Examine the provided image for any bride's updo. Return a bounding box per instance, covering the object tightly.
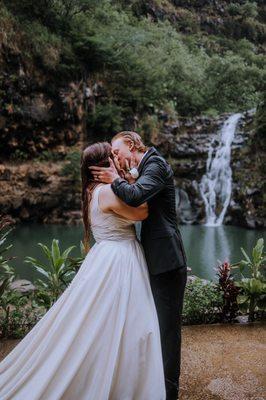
[81,142,112,252]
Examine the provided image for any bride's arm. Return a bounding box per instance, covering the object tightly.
[99,185,148,221]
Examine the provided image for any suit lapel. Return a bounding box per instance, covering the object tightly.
[137,147,159,175]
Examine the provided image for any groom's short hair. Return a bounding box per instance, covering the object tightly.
[111,131,147,152]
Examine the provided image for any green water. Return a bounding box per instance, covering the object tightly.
[7,223,266,283]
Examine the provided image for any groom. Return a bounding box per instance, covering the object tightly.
[90,131,187,400]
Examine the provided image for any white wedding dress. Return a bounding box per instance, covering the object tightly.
[0,184,166,400]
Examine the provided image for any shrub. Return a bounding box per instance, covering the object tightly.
[182,278,223,325]
[0,290,45,339]
[227,2,258,19]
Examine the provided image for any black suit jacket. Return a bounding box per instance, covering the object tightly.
[111,146,188,275]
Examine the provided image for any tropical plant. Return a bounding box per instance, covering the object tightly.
[231,238,266,321]
[68,240,86,273]
[0,215,16,299]
[216,261,240,322]
[25,239,76,302]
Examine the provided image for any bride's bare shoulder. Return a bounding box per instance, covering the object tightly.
[99,184,115,199]
[98,184,148,221]
[98,184,117,212]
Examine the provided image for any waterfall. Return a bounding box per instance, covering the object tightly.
[199,112,243,226]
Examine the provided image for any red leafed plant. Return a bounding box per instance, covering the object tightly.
[217,261,240,322]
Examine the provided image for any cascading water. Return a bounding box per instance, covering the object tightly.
[199,112,243,226]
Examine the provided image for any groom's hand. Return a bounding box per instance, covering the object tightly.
[89,158,120,183]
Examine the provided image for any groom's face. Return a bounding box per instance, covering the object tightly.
[111,138,132,170]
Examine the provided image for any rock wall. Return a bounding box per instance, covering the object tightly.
[1,110,264,228]
[0,162,81,224]
[150,109,265,229]
[0,30,85,224]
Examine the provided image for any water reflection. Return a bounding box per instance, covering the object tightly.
[178,225,265,281]
[8,223,266,282]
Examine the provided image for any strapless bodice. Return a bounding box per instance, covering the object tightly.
[90,184,136,243]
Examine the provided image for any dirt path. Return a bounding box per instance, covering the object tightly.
[180,323,265,400]
[0,323,265,399]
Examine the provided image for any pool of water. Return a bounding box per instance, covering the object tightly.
[7,223,266,283]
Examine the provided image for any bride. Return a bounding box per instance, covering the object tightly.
[0,142,166,400]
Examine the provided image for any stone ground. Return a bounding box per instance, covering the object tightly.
[0,323,265,399]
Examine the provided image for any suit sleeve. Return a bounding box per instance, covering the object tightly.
[111,156,172,207]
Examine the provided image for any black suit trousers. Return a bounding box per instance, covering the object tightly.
[149,267,187,400]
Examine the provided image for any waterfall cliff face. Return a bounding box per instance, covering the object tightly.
[151,109,265,229]
[199,113,243,226]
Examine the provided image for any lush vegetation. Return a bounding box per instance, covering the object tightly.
[232,237,266,321]
[1,0,265,133]
[183,278,223,325]
[0,216,265,338]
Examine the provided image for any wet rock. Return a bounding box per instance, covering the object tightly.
[9,279,36,293]
[187,275,211,285]
[154,111,265,229]
[246,188,261,196]
[245,216,257,229]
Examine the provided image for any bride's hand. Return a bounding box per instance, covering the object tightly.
[89,157,120,183]
[121,156,138,184]
[113,156,126,179]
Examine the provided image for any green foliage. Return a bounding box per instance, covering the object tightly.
[183,278,223,325]
[37,150,65,162]
[256,91,266,139]
[0,290,44,339]
[23,22,62,70]
[139,114,161,144]
[10,149,29,162]
[232,238,266,321]
[2,0,265,117]
[3,0,95,32]
[88,103,123,136]
[0,216,16,299]
[204,52,264,112]
[60,151,81,184]
[24,239,76,302]
[225,2,265,43]
[227,2,258,19]
[33,287,54,311]
[68,240,86,273]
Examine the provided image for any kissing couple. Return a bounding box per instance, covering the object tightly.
[0,131,188,400]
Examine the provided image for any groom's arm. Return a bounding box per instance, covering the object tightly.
[111,156,172,207]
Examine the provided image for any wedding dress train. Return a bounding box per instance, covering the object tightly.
[0,184,166,400]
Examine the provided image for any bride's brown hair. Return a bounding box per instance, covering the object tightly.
[81,142,112,252]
